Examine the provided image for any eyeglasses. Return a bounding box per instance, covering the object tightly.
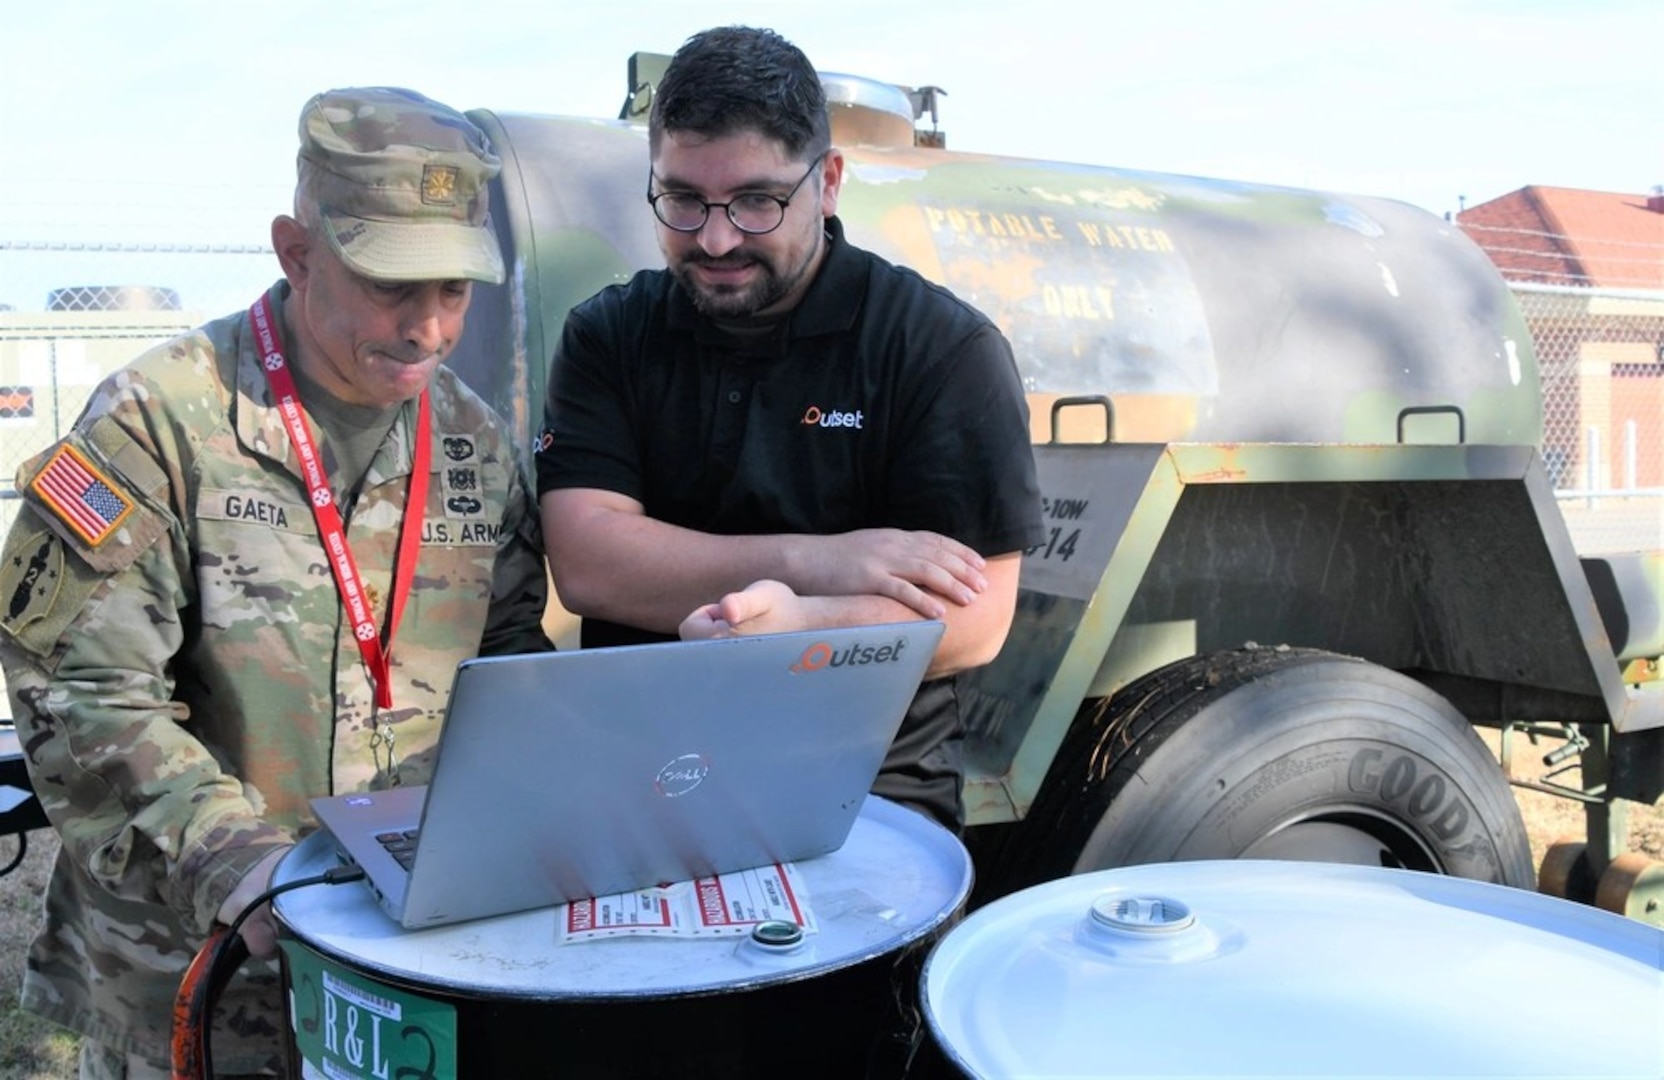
[647,153,826,236]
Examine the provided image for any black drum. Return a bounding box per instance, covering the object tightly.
[273,795,970,1078]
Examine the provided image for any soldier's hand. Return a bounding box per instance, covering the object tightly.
[789,529,985,618]
[215,846,291,959]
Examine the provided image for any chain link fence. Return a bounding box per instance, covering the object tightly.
[0,296,202,542]
[1516,283,1664,555]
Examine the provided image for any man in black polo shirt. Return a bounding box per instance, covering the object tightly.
[536,25,1042,831]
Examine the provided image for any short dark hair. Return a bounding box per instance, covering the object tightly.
[649,26,830,162]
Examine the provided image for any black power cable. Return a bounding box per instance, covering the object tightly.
[191,863,366,1078]
[1,832,25,878]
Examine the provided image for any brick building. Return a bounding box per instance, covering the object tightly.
[1459,187,1664,493]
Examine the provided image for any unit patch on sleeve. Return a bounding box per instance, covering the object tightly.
[0,527,106,659]
[29,443,136,547]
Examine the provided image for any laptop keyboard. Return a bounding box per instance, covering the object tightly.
[376,829,420,870]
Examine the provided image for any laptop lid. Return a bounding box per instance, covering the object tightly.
[310,619,944,929]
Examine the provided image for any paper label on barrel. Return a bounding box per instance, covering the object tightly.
[283,941,459,1079]
[558,861,817,942]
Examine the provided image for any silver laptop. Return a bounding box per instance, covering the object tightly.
[309,620,944,930]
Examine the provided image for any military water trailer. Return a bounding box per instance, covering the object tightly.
[446,59,1664,922]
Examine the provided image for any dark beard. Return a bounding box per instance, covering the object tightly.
[671,255,790,319]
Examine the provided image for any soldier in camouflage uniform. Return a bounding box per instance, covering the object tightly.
[0,87,552,1077]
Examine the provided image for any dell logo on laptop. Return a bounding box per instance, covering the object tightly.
[655,753,711,797]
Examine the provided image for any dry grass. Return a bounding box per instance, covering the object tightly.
[1483,726,1664,872]
[2,738,1660,1079]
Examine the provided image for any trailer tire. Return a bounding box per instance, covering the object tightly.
[971,646,1535,906]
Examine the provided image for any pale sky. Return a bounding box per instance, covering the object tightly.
[2,0,1659,313]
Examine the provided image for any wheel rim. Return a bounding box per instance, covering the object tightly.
[1235,810,1443,872]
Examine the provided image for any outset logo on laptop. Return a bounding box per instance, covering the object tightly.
[790,634,912,674]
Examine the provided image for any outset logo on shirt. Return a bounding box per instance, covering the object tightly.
[801,405,864,430]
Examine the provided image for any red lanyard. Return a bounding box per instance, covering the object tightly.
[250,293,430,709]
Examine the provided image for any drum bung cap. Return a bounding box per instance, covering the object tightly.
[1091,895,1195,934]
[750,920,806,950]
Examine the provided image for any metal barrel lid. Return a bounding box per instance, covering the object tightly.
[922,860,1664,1078]
[275,795,971,1000]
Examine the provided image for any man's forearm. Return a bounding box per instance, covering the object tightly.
[782,592,993,679]
[795,564,1017,679]
[686,553,1024,679]
[542,489,993,633]
[547,503,801,634]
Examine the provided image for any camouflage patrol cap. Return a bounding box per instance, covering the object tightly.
[297,86,505,284]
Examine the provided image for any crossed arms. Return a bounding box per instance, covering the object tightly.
[541,487,1021,680]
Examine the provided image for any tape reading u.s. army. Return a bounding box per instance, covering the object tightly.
[29,443,136,546]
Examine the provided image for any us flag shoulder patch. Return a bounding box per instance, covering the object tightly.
[30,443,136,546]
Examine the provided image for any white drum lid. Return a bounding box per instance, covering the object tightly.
[922,860,1664,1078]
